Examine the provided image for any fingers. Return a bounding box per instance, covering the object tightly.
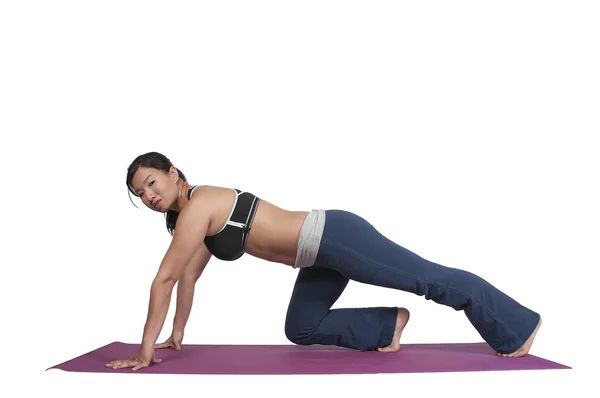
[105,360,152,371]
[105,360,136,369]
[106,353,165,371]
[155,342,181,350]
[132,363,146,371]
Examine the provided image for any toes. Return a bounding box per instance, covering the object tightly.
[513,349,527,358]
[497,351,523,358]
[378,345,399,353]
[508,349,523,358]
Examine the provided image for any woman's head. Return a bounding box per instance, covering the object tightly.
[126,152,188,235]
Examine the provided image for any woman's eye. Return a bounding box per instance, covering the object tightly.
[138,181,154,197]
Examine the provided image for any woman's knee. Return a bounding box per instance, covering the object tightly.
[284,313,319,345]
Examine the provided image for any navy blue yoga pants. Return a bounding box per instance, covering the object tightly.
[284,210,540,353]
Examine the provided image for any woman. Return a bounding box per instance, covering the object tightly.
[106,152,542,371]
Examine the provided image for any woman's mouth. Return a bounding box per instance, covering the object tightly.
[154,200,161,209]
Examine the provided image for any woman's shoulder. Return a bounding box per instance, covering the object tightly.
[186,184,243,210]
[190,184,240,197]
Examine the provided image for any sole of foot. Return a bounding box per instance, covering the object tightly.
[378,307,410,353]
[497,316,542,358]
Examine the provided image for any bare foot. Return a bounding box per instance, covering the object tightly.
[378,307,410,353]
[497,316,542,358]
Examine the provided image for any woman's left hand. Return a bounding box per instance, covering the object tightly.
[106,344,163,371]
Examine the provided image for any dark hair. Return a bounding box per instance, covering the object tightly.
[126,151,187,236]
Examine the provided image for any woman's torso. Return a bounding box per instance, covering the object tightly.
[189,185,309,266]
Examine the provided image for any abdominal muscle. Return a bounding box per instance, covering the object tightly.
[245,200,309,266]
[200,186,309,267]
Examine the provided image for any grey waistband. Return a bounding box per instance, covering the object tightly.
[294,209,326,268]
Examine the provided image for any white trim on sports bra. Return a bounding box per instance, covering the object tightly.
[189,185,200,196]
[189,187,244,234]
[218,189,243,233]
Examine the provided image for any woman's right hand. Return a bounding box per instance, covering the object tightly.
[154,330,184,351]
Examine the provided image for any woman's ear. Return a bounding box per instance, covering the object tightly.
[169,165,179,180]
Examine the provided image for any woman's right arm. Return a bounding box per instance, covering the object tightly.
[172,243,212,333]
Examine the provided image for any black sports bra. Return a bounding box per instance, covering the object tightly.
[188,186,260,261]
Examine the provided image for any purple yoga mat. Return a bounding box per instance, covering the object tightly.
[47,341,571,375]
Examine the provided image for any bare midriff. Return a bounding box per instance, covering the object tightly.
[199,186,310,266]
[245,200,309,266]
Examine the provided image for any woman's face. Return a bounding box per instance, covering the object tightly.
[130,166,178,212]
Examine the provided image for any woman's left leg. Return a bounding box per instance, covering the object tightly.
[313,209,541,355]
[284,265,399,351]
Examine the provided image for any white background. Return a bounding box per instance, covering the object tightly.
[1,1,598,397]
